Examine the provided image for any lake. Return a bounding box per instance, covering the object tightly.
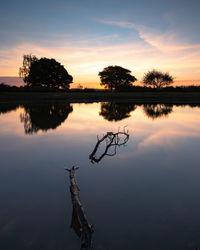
[0,102,200,250]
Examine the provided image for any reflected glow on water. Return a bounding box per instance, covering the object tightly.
[0,103,200,249]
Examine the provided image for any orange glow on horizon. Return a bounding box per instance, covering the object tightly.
[1,76,200,89]
[1,39,200,87]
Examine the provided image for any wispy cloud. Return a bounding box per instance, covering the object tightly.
[100,20,200,52]
[0,40,156,85]
[1,21,200,86]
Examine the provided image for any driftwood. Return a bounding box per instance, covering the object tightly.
[89,127,129,163]
[66,166,94,249]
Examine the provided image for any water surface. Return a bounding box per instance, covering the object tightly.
[0,102,200,250]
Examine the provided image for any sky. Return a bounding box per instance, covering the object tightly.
[1,0,200,88]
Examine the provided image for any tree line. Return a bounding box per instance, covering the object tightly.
[19,54,174,90]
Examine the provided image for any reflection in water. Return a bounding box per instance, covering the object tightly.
[89,128,129,163]
[0,103,19,114]
[99,102,136,121]
[20,103,73,134]
[66,167,94,250]
[143,104,173,119]
[1,103,200,249]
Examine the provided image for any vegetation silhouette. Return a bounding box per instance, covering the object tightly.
[0,103,19,114]
[143,104,173,119]
[99,102,136,121]
[143,69,173,89]
[19,54,38,84]
[89,128,129,163]
[98,65,137,90]
[66,166,94,250]
[20,103,73,134]
[19,55,73,89]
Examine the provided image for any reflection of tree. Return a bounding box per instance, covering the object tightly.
[0,103,19,114]
[66,166,94,250]
[89,128,129,163]
[99,102,136,121]
[143,104,173,119]
[20,103,73,134]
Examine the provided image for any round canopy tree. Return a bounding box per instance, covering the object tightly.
[143,69,173,89]
[20,56,73,89]
[98,66,137,90]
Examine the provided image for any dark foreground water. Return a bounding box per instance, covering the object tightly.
[0,102,200,250]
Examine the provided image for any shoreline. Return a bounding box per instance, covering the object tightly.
[0,91,200,104]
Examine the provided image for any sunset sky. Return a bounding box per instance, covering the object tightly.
[1,0,200,88]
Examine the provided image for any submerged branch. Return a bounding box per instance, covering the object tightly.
[66,166,94,250]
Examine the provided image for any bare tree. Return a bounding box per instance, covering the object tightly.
[143,69,173,88]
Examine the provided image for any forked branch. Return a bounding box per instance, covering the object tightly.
[89,127,130,163]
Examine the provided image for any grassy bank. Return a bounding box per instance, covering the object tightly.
[0,91,200,104]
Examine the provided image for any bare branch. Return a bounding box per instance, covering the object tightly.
[89,128,130,163]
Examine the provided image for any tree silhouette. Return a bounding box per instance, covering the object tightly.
[143,69,173,88]
[19,54,38,84]
[98,66,137,90]
[19,55,73,89]
[99,102,136,121]
[20,103,73,134]
[143,104,173,119]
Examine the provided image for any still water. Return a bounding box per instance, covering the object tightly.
[0,102,200,250]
